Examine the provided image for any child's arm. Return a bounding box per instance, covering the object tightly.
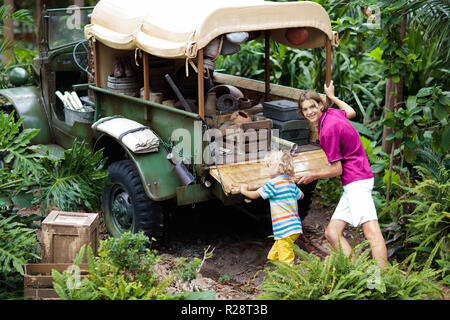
[240,184,261,200]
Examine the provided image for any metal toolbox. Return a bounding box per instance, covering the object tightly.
[262,100,302,121]
[271,117,310,146]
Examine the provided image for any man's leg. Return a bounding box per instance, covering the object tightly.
[362,220,388,269]
[325,219,352,257]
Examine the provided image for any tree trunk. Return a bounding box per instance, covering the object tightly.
[381,15,407,154]
[381,78,403,153]
[3,0,14,64]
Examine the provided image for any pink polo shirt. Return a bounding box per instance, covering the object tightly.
[318,108,373,186]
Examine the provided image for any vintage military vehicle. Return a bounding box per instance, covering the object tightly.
[1,0,339,242]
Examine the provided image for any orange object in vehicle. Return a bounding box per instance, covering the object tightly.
[285,27,309,45]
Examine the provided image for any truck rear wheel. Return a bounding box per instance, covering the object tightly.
[101,160,164,242]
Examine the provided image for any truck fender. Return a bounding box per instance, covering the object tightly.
[94,133,180,201]
[0,86,52,144]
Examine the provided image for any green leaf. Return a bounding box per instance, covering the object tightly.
[371,163,385,174]
[11,191,34,208]
[417,87,433,97]
[406,96,417,110]
[433,105,447,120]
[441,126,450,151]
[392,75,401,83]
[183,291,216,300]
[404,118,414,126]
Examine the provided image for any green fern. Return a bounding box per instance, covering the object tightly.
[34,140,108,213]
[0,215,39,276]
[0,111,42,184]
[258,242,443,300]
[402,165,449,275]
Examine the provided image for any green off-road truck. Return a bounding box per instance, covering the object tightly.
[1,0,339,242]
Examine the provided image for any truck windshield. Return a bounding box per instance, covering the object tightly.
[47,7,93,50]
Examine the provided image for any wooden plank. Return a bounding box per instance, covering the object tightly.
[209,148,329,194]
[24,263,89,288]
[24,288,59,300]
[25,263,89,274]
[213,72,328,104]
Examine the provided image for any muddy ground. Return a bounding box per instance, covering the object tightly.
[26,195,366,300]
[150,195,366,300]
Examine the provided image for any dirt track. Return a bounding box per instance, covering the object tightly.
[28,195,364,300]
[154,195,365,299]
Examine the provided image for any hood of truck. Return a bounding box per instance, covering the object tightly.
[209,146,328,195]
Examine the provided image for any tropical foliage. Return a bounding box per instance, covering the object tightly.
[52,232,215,300]
[258,242,443,300]
[0,111,108,298]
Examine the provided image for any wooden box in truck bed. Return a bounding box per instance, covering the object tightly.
[209,144,328,195]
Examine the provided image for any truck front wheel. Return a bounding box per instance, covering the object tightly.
[101,160,164,242]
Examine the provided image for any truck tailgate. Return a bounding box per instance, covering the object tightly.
[209,145,329,195]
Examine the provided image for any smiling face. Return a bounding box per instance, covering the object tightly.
[300,99,324,124]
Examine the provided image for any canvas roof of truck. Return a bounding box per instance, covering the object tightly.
[84,0,338,59]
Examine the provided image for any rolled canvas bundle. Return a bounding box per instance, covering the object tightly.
[92,116,159,153]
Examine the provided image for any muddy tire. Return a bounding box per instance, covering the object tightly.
[101,160,164,242]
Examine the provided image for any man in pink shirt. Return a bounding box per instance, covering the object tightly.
[297,81,388,269]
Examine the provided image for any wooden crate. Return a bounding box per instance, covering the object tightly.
[218,118,272,164]
[24,263,89,300]
[41,211,99,264]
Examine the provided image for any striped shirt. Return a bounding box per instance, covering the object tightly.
[257,175,303,240]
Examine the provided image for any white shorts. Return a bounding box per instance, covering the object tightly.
[331,178,378,227]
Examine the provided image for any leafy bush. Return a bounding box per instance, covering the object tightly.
[0,111,108,298]
[403,166,449,280]
[52,232,170,300]
[383,86,450,163]
[34,140,108,214]
[258,242,443,300]
[380,153,449,281]
[0,215,39,277]
[174,257,202,283]
[52,232,215,300]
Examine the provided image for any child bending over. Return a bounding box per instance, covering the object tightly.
[240,150,304,265]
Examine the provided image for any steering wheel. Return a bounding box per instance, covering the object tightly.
[73,40,92,78]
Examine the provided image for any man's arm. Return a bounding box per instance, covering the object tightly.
[296,161,342,185]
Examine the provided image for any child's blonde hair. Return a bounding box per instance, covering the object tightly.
[264,150,295,178]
